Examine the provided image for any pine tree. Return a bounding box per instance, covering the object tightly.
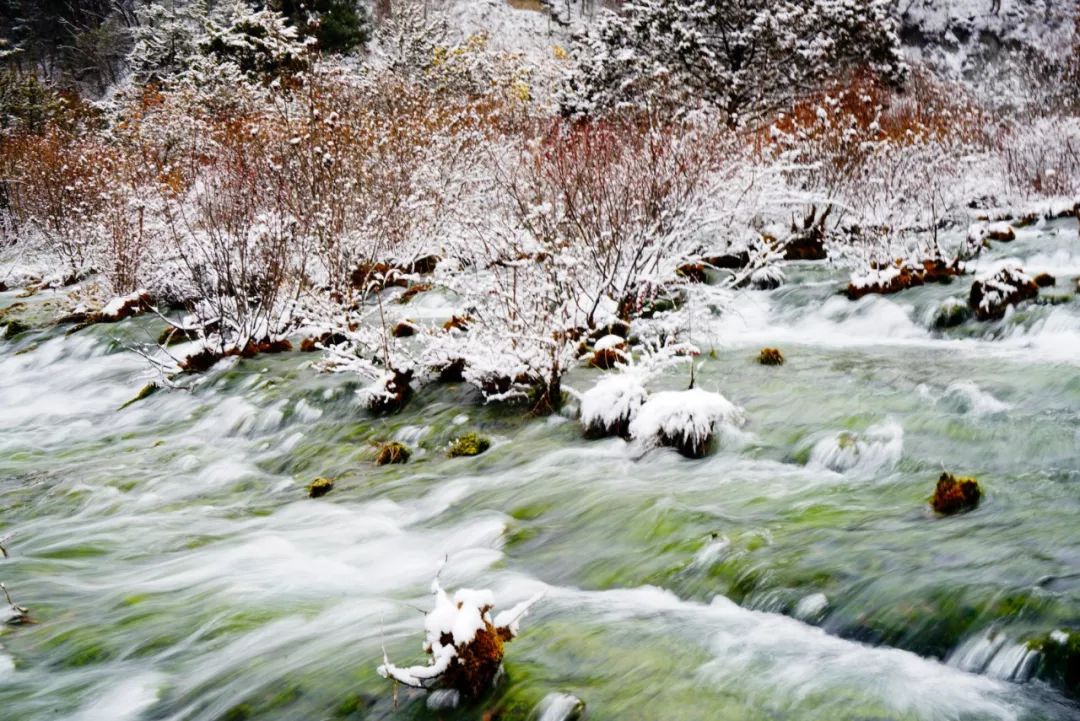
[559,0,907,123]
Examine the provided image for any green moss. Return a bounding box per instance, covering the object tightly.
[447,432,491,458]
[2,319,30,338]
[118,382,159,411]
[333,693,374,717]
[220,704,254,721]
[1032,629,1080,697]
[933,298,972,329]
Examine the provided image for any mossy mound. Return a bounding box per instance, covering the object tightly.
[758,347,784,366]
[2,318,30,338]
[931,472,981,515]
[1030,629,1080,697]
[308,477,334,498]
[448,432,491,458]
[375,441,410,466]
[932,298,971,329]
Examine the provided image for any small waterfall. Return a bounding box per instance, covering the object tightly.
[947,629,1040,682]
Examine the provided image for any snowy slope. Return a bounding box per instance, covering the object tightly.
[897,0,1076,77]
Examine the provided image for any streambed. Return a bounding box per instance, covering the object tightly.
[1,221,1079,720]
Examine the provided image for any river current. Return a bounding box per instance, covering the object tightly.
[1,220,1079,720]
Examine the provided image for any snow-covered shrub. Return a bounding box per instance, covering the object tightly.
[1,128,107,281]
[127,0,211,84]
[371,1,532,105]
[378,576,541,703]
[154,109,314,362]
[201,6,315,81]
[629,387,746,458]
[998,116,1080,201]
[495,118,719,328]
[560,0,906,122]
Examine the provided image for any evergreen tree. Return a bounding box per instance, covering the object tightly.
[559,0,907,123]
[271,0,369,54]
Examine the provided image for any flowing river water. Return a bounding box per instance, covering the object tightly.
[1,220,1079,721]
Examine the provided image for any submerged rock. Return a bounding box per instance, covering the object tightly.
[969,264,1039,321]
[758,347,784,366]
[308,477,334,498]
[931,473,981,515]
[448,432,491,458]
[531,692,585,721]
[375,441,410,466]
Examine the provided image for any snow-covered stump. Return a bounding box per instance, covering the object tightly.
[378,579,541,705]
[579,373,648,439]
[629,388,745,458]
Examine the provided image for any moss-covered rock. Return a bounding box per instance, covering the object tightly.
[2,318,30,338]
[375,441,410,466]
[448,432,491,458]
[758,347,784,366]
[1030,629,1080,697]
[932,297,971,329]
[931,472,981,515]
[308,477,334,498]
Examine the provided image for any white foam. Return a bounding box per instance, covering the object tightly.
[941,381,1011,415]
[808,421,904,475]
